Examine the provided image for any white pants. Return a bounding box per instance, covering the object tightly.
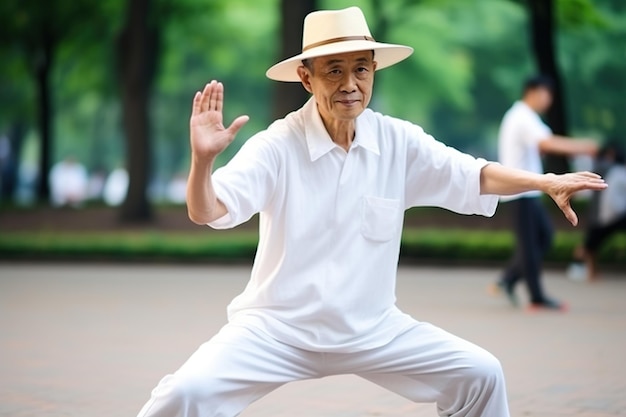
[137,321,510,417]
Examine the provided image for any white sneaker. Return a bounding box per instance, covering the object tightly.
[566,262,588,282]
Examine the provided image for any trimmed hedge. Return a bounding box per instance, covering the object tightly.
[0,229,624,264]
[0,231,258,262]
[400,229,625,264]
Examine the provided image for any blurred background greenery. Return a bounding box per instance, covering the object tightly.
[0,0,625,264]
[1,0,625,211]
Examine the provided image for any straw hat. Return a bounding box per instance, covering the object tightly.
[266,7,414,82]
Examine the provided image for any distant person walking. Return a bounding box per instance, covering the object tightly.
[568,142,626,281]
[495,76,598,310]
[49,156,89,208]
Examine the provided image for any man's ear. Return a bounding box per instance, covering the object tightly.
[372,61,378,71]
[297,66,313,94]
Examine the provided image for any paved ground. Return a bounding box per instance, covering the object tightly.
[0,263,624,417]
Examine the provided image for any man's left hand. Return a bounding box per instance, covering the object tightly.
[544,172,607,226]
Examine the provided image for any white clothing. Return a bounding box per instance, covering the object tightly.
[498,101,552,201]
[49,160,89,206]
[138,99,507,417]
[208,98,498,353]
[103,168,129,206]
[138,321,509,417]
[599,165,626,225]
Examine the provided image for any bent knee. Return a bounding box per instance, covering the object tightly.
[459,349,505,387]
[150,374,214,411]
[436,350,509,416]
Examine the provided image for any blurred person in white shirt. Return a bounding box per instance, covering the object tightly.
[569,142,626,281]
[49,156,89,207]
[103,167,129,206]
[494,75,598,311]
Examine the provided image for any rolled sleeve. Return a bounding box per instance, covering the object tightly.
[206,181,239,229]
[468,159,499,217]
[205,136,278,230]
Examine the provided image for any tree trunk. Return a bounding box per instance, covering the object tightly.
[272,0,316,120]
[1,122,26,201]
[34,31,54,203]
[117,0,158,222]
[527,0,570,174]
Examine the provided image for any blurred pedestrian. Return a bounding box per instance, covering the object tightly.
[493,75,598,311]
[137,8,606,417]
[568,142,626,281]
[87,168,107,202]
[166,172,187,204]
[103,166,129,206]
[49,156,89,207]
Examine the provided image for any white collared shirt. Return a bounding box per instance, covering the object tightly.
[498,101,552,201]
[209,98,497,352]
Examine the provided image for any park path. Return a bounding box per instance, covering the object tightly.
[0,263,625,417]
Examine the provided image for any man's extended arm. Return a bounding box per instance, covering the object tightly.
[479,163,607,226]
[186,81,248,225]
[538,135,597,156]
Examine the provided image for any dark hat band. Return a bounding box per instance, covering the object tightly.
[302,35,375,52]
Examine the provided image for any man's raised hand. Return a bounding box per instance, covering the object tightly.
[190,80,249,160]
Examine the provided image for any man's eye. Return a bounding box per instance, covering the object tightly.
[357,67,368,72]
[328,69,341,75]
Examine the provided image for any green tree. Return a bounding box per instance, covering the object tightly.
[272,0,317,120]
[116,0,159,221]
[0,0,110,202]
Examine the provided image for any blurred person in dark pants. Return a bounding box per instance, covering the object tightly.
[494,76,598,311]
[568,142,626,281]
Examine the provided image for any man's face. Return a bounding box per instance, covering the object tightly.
[530,87,553,113]
[297,51,377,124]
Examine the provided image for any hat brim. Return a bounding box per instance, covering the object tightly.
[266,40,414,82]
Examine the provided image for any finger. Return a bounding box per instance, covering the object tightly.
[191,91,202,116]
[576,178,608,191]
[227,115,250,136]
[216,82,224,113]
[200,81,213,112]
[209,80,220,111]
[577,171,602,179]
[561,202,578,226]
[586,181,608,190]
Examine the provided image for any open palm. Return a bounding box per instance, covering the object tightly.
[190,80,249,159]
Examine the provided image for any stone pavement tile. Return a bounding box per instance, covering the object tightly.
[0,263,624,417]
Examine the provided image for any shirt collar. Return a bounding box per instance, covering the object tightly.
[303,98,380,161]
[353,115,380,156]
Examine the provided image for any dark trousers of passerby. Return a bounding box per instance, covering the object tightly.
[584,214,626,253]
[502,197,554,303]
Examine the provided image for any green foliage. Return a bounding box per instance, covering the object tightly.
[152,0,278,176]
[0,231,259,261]
[400,229,626,264]
[557,0,609,29]
[557,1,626,142]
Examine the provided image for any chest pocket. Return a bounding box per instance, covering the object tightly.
[360,196,402,242]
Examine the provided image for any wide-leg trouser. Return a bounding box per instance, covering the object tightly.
[137,321,510,417]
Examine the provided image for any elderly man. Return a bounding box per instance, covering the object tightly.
[137,7,606,417]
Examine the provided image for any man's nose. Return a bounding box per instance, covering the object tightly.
[339,73,357,93]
